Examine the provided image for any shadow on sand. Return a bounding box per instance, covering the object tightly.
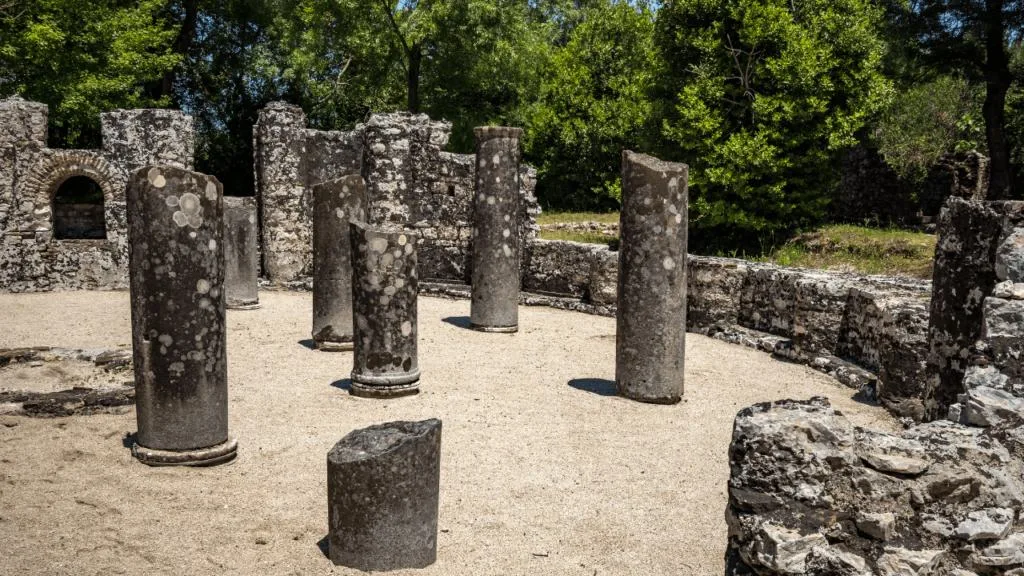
[441,316,473,330]
[568,378,617,397]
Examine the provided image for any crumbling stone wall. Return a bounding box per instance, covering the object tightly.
[0,96,194,292]
[725,397,1024,575]
[252,103,539,284]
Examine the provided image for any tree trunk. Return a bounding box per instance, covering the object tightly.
[408,42,422,113]
[984,0,1013,199]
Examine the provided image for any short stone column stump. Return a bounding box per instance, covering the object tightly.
[223,196,260,310]
[327,419,442,571]
[312,175,369,351]
[126,165,237,466]
[349,221,420,397]
[615,151,689,404]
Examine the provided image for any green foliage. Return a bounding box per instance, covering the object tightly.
[0,0,180,147]
[523,1,658,211]
[657,0,893,253]
[874,76,985,183]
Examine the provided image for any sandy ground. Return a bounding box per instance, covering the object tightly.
[0,290,896,576]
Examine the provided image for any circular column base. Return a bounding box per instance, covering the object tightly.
[133,437,238,467]
[469,323,518,333]
[350,369,421,398]
[226,301,261,311]
[315,340,354,352]
[616,384,682,405]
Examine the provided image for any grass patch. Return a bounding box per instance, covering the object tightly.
[756,225,935,279]
[536,211,620,225]
[539,229,618,246]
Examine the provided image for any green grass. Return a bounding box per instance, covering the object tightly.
[536,211,621,225]
[756,224,936,279]
[539,229,618,246]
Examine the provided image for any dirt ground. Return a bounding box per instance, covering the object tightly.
[0,290,896,576]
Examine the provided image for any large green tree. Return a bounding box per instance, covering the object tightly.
[657,0,893,252]
[0,0,180,147]
[523,0,658,210]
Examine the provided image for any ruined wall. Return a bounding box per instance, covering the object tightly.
[0,97,194,291]
[253,104,539,285]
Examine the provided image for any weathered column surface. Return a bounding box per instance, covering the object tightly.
[313,175,369,350]
[327,419,441,570]
[126,165,236,465]
[349,221,420,397]
[615,151,688,404]
[223,196,260,310]
[470,126,523,332]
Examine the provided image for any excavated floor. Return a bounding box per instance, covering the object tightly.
[0,290,897,575]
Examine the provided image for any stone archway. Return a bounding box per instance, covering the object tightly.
[21,150,123,234]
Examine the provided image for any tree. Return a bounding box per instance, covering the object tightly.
[913,1,1024,199]
[522,0,658,210]
[0,0,180,147]
[657,0,893,252]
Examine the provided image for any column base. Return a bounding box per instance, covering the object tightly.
[350,369,421,398]
[226,301,261,311]
[469,323,518,333]
[133,437,238,467]
[316,340,354,352]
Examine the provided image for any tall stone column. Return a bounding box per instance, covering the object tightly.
[223,196,260,310]
[327,419,442,570]
[349,221,419,397]
[313,175,368,350]
[615,151,688,404]
[126,165,237,466]
[470,127,523,332]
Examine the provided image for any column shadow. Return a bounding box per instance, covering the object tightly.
[297,339,316,350]
[442,316,472,330]
[121,432,137,449]
[568,378,617,397]
[330,379,352,391]
[316,535,330,558]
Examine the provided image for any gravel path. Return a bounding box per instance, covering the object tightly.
[0,290,896,575]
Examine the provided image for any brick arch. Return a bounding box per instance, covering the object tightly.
[21,150,123,232]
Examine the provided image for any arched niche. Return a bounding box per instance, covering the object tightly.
[52,175,106,239]
[21,150,123,237]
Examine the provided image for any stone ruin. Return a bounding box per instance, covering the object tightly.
[0,96,194,291]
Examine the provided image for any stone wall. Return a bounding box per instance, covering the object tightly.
[0,96,194,292]
[253,103,540,285]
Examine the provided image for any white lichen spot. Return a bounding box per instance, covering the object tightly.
[381,253,394,267]
[643,197,652,206]
[395,278,405,289]
[342,184,350,194]
[196,278,211,294]
[393,249,403,258]
[663,257,676,270]
[487,196,496,205]
[158,334,174,347]
[398,235,407,246]
[174,192,203,228]
[479,157,487,168]
[502,228,511,238]
[147,167,166,188]
[369,237,389,253]
[165,196,179,208]
[174,212,189,227]
[495,176,501,184]
[379,295,391,306]
[502,244,512,257]
[383,285,397,296]
[208,239,217,251]
[335,207,346,220]
[404,244,414,255]
[675,214,683,224]
[210,287,220,298]
[199,298,212,310]
[492,153,501,166]
[401,321,412,336]
[205,181,218,201]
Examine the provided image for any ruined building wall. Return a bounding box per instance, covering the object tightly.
[0,96,194,291]
[253,104,539,285]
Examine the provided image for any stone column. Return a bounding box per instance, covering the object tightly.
[223,196,260,310]
[312,175,368,350]
[615,151,688,404]
[470,127,523,332]
[126,165,237,466]
[349,221,419,397]
[327,419,441,570]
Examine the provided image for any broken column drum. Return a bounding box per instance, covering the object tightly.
[327,419,442,570]
[223,196,260,310]
[312,175,369,351]
[470,126,523,332]
[126,165,237,465]
[349,221,420,397]
[615,151,689,404]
